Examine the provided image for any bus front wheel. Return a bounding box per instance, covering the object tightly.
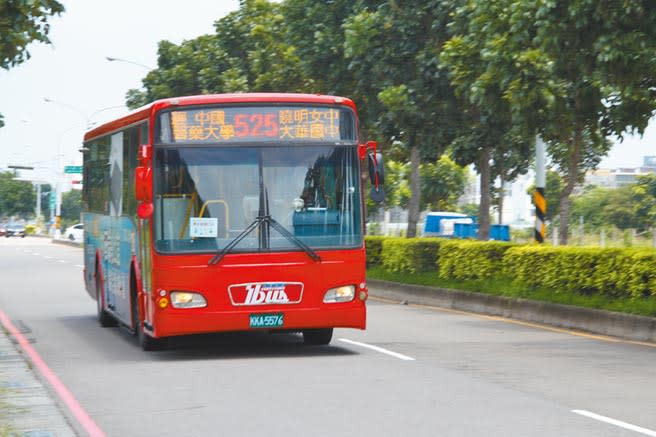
[131,288,165,351]
[302,328,333,345]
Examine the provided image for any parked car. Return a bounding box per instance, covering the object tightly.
[65,223,84,242]
[6,223,26,238]
[0,224,6,237]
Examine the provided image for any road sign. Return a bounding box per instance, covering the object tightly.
[49,192,56,210]
[64,165,82,174]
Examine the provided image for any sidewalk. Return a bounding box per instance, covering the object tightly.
[0,329,76,436]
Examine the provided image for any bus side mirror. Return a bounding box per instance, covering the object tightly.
[135,166,153,218]
[367,152,385,203]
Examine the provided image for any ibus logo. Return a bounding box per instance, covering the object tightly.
[229,282,303,306]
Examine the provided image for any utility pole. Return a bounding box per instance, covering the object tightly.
[534,136,546,243]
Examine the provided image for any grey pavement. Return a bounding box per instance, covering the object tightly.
[1,237,655,436]
[0,324,76,436]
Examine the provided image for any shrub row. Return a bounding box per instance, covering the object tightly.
[365,236,656,299]
[504,246,656,298]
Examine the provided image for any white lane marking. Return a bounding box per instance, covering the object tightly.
[339,338,415,361]
[57,260,67,263]
[44,256,53,259]
[572,410,656,436]
[75,264,84,268]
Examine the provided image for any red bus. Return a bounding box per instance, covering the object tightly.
[82,93,383,350]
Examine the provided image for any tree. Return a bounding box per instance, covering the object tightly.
[0,0,64,126]
[61,189,81,227]
[0,0,64,69]
[420,156,467,212]
[632,174,656,234]
[0,171,36,218]
[570,186,636,231]
[126,0,307,109]
[442,0,656,244]
[343,0,461,237]
[441,4,534,239]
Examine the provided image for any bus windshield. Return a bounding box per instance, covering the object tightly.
[153,145,362,254]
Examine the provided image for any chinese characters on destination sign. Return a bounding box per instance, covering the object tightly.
[169,107,341,143]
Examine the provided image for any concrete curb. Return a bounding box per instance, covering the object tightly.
[368,279,656,343]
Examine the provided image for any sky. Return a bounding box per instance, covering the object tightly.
[0,0,239,185]
[0,0,653,189]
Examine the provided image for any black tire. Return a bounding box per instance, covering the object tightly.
[302,328,333,345]
[96,271,117,327]
[131,277,165,351]
[68,234,74,241]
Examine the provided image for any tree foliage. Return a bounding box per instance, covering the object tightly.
[0,171,35,218]
[632,174,656,232]
[0,0,64,69]
[127,0,307,109]
[420,155,467,212]
[343,0,461,237]
[442,0,656,243]
[0,0,64,127]
[119,0,656,245]
[61,189,81,226]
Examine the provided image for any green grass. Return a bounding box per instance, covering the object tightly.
[367,266,656,318]
[0,386,15,437]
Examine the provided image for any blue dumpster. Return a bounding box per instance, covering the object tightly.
[489,224,510,241]
[454,223,479,239]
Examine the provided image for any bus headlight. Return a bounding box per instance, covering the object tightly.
[170,291,207,309]
[323,285,355,303]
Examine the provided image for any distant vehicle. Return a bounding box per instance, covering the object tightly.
[0,225,6,237]
[422,212,474,237]
[65,223,84,241]
[6,223,26,238]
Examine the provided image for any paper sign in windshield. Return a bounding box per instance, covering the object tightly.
[190,217,218,238]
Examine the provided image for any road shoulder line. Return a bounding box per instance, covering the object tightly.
[572,409,656,436]
[339,338,415,361]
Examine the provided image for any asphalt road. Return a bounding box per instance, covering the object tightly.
[1,237,655,436]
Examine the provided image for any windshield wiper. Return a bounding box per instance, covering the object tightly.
[209,155,320,266]
[267,216,321,262]
[207,216,261,265]
[207,215,321,265]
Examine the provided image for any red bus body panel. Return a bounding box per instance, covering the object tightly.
[150,249,367,337]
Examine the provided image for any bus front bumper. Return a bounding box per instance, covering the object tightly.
[153,304,366,338]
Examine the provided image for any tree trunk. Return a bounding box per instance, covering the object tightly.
[406,139,421,238]
[558,124,583,245]
[478,145,491,240]
[497,177,504,225]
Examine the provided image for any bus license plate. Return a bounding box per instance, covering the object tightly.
[249,313,284,329]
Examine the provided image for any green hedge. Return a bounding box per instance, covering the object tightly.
[439,240,516,280]
[504,246,656,299]
[380,238,442,273]
[364,236,386,267]
[365,236,656,300]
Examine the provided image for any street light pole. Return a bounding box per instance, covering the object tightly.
[106,56,153,71]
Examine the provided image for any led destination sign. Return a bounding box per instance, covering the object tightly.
[159,106,353,144]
